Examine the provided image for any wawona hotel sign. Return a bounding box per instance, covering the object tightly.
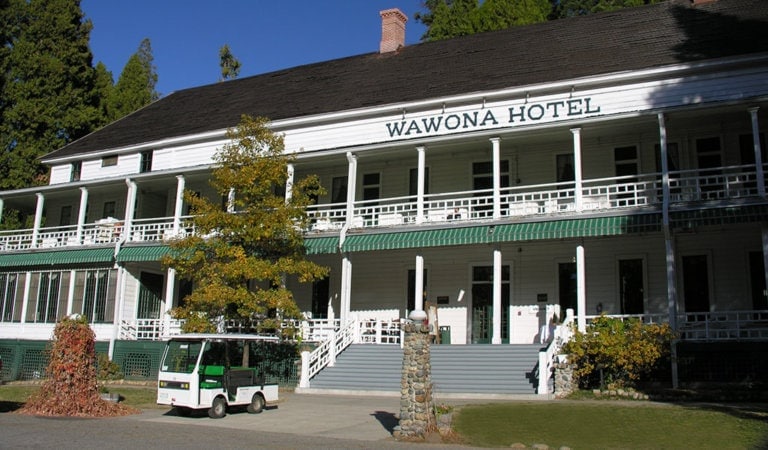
[385,96,603,138]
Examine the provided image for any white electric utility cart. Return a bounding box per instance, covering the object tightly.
[157,334,280,418]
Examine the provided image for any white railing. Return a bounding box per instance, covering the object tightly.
[538,308,575,395]
[119,318,184,340]
[677,310,768,341]
[299,320,357,388]
[129,216,196,243]
[356,318,404,344]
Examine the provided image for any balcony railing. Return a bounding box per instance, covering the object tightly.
[0,165,764,251]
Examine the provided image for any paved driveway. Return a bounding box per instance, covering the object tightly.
[1,392,483,449]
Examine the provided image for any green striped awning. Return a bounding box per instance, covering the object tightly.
[339,214,661,253]
[115,245,172,262]
[670,204,768,228]
[305,236,339,255]
[0,248,114,268]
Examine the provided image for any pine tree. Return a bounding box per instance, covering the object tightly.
[163,115,328,334]
[107,38,159,121]
[219,44,242,81]
[0,0,102,189]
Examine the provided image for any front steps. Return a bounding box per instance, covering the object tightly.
[302,343,547,398]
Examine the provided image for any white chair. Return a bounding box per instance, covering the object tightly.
[379,213,403,226]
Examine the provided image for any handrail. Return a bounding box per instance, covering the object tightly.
[299,320,356,388]
[538,308,575,395]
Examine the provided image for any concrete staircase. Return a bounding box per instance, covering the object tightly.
[306,343,545,396]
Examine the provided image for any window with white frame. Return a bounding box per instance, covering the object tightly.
[30,271,67,324]
[0,272,21,322]
[73,269,116,323]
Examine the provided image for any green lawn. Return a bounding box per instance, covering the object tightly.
[453,401,768,449]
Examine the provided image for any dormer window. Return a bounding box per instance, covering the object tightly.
[140,150,153,173]
[71,161,82,182]
[102,155,118,167]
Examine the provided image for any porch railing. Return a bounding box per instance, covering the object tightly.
[299,320,357,388]
[537,308,575,395]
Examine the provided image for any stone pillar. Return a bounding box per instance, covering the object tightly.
[394,322,435,440]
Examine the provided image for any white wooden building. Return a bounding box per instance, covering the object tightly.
[0,0,766,359]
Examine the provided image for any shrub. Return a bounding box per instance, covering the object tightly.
[18,316,137,417]
[96,353,124,380]
[562,315,674,389]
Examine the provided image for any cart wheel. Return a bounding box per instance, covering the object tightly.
[247,393,265,414]
[208,397,227,419]
[175,406,192,417]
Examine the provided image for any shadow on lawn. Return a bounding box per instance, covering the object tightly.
[0,401,24,413]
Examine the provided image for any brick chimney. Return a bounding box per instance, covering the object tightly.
[379,8,407,54]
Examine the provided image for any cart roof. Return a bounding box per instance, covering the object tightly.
[164,333,280,342]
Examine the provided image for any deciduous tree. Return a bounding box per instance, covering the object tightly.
[163,115,327,334]
[553,0,664,19]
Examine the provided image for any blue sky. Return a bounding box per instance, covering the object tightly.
[81,1,428,96]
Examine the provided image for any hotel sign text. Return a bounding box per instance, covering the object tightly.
[385,96,602,138]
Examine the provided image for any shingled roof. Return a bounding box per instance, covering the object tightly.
[44,0,768,161]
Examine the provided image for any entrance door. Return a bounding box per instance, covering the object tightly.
[749,251,767,311]
[619,259,644,314]
[311,276,330,319]
[137,272,164,319]
[471,265,509,344]
[682,255,710,313]
[558,262,576,313]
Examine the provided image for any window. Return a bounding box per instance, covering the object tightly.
[408,167,429,197]
[71,161,82,182]
[0,273,20,322]
[60,205,73,227]
[739,133,766,165]
[696,137,722,171]
[101,155,118,167]
[654,142,681,173]
[75,269,116,323]
[614,146,638,177]
[558,262,576,313]
[618,259,644,315]
[33,272,64,323]
[362,173,380,201]
[102,201,116,218]
[140,150,153,173]
[555,154,574,183]
[331,176,347,205]
[311,277,330,319]
[473,160,510,190]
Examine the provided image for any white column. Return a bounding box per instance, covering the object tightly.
[285,163,294,204]
[76,187,89,243]
[31,193,44,248]
[414,254,425,312]
[659,113,678,332]
[20,271,31,324]
[66,269,76,315]
[491,137,502,219]
[345,153,358,227]
[0,198,4,225]
[571,127,584,211]
[173,175,185,234]
[748,107,765,197]
[340,255,352,324]
[415,146,426,224]
[227,187,235,213]
[576,245,586,333]
[163,267,176,336]
[123,179,137,241]
[492,246,502,344]
[109,266,127,358]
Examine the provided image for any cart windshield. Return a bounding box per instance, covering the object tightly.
[160,340,204,374]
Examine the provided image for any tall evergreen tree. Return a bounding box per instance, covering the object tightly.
[0,0,101,189]
[107,38,159,121]
[553,0,664,19]
[415,0,550,41]
[219,44,241,81]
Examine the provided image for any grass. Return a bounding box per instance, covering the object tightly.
[453,401,768,449]
[0,383,161,412]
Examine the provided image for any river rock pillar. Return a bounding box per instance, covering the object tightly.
[394,321,435,440]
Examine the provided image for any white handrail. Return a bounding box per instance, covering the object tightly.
[538,308,575,395]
